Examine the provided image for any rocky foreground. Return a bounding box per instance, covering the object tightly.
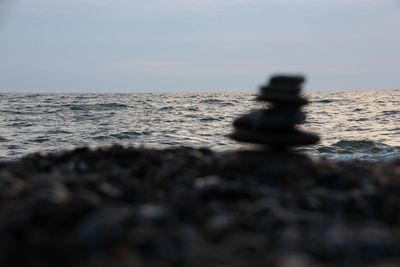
[0,146,399,267]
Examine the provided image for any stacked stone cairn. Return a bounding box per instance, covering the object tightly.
[230,75,320,150]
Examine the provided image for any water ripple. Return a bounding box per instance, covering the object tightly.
[0,91,398,161]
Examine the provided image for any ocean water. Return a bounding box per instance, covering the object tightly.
[0,91,399,161]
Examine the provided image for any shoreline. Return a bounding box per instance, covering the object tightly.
[0,145,399,266]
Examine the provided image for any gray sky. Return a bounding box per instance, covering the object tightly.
[0,0,400,92]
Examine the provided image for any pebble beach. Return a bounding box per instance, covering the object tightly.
[1,146,399,267]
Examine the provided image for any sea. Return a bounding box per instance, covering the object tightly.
[0,90,399,162]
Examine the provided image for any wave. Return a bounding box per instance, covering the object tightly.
[199,116,225,122]
[313,99,335,103]
[8,122,34,127]
[46,129,72,135]
[199,98,224,104]
[317,140,400,161]
[109,131,152,139]
[68,103,128,111]
[158,106,174,111]
[93,131,152,141]
[382,110,400,116]
[29,137,50,143]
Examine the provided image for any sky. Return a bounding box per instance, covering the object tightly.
[0,0,400,92]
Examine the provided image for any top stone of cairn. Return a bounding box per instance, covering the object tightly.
[257,74,309,106]
[269,75,305,85]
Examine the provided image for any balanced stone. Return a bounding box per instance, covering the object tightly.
[233,110,306,129]
[256,93,309,107]
[260,84,302,94]
[269,75,305,85]
[230,128,320,146]
[230,74,320,149]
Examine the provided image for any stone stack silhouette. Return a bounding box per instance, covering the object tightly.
[230,75,320,149]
